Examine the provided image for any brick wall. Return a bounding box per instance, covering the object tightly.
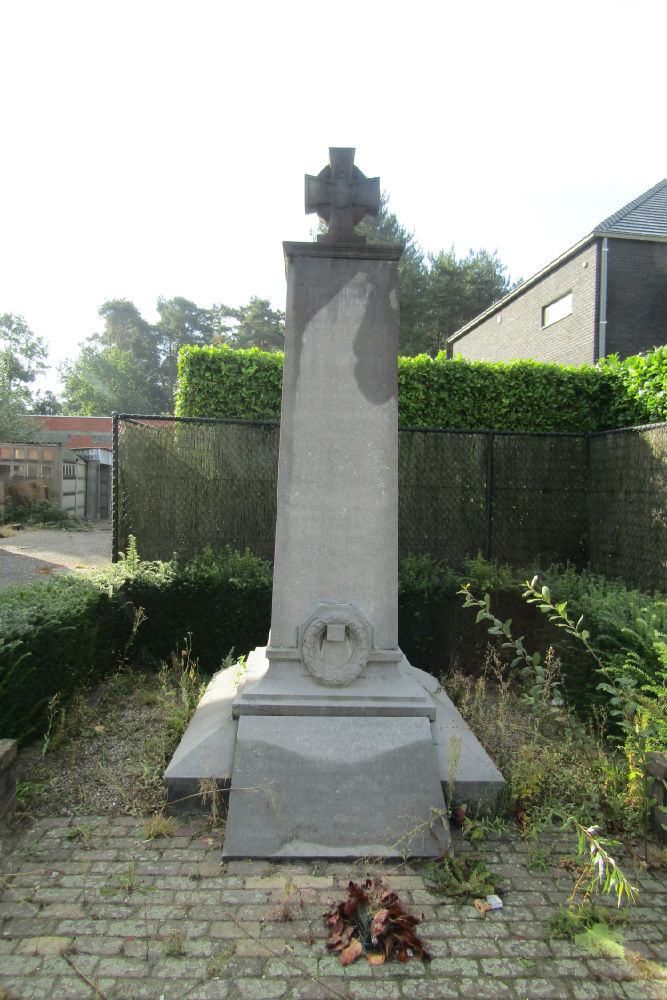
[450,243,599,365]
[606,239,667,356]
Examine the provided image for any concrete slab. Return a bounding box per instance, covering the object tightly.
[221,714,450,859]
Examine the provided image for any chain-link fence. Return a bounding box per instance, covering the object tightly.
[113,415,666,592]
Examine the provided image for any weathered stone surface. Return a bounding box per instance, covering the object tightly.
[222,715,449,858]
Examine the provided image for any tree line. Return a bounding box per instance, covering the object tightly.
[1,195,514,427]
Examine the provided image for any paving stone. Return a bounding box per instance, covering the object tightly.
[73,933,125,955]
[426,955,480,976]
[622,983,667,999]
[209,919,263,939]
[401,982,460,999]
[498,938,552,960]
[0,954,43,974]
[290,978,359,1000]
[235,937,286,957]
[570,983,628,1000]
[15,934,74,956]
[445,935,501,958]
[235,977,289,998]
[513,978,573,998]
[458,980,515,999]
[347,982,403,1000]
[1,818,666,1000]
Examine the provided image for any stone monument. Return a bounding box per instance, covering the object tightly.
[165,148,504,858]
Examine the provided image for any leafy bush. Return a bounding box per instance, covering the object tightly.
[0,575,124,742]
[175,345,667,431]
[0,546,273,744]
[176,344,283,421]
[102,545,273,669]
[2,543,663,746]
[2,498,79,528]
[533,565,667,720]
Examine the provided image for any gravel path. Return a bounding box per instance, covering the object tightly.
[0,521,112,590]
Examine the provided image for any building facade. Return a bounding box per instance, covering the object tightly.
[447,180,667,365]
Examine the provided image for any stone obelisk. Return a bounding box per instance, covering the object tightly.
[222,149,451,858]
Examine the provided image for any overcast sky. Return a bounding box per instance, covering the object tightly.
[1,0,666,394]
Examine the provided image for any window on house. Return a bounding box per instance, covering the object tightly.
[13,447,26,459]
[28,448,39,460]
[42,449,54,460]
[63,463,76,478]
[0,447,10,460]
[542,292,573,328]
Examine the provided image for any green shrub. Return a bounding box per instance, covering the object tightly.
[175,345,666,431]
[0,546,274,744]
[104,546,273,670]
[2,544,663,745]
[176,344,283,421]
[0,575,124,742]
[534,565,667,721]
[2,498,78,528]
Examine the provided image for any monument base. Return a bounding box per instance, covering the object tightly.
[164,648,505,854]
[222,714,449,858]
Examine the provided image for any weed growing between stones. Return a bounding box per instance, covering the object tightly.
[421,854,496,899]
[142,812,177,840]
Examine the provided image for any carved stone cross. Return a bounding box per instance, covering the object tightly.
[305,148,380,240]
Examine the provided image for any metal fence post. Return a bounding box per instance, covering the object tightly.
[485,430,494,560]
[111,412,119,563]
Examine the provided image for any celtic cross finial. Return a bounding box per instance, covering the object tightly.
[305,148,380,242]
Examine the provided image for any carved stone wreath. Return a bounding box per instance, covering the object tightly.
[298,603,372,687]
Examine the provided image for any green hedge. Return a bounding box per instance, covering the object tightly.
[0,576,125,744]
[176,345,666,431]
[3,544,663,743]
[0,548,273,745]
[176,345,283,421]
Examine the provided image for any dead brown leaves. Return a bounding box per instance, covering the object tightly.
[324,878,429,966]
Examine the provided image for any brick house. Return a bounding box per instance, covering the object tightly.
[446,180,667,365]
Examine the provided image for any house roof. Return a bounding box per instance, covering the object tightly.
[594,179,667,240]
[448,180,667,346]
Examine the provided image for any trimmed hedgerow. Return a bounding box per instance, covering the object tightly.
[2,547,664,744]
[176,346,666,431]
[0,575,124,744]
[0,547,274,745]
[175,345,283,421]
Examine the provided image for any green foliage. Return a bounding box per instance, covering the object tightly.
[0,312,48,403]
[59,344,167,416]
[352,193,511,356]
[176,345,666,431]
[215,297,285,352]
[1,312,50,437]
[398,554,463,670]
[422,854,496,898]
[599,347,667,425]
[2,498,80,528]
[531,566,667,723]
[0,546,273,744]
[0,575,122,743]
[176,344,283,419]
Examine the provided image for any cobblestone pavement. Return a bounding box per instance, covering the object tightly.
[1,816,665,1000]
